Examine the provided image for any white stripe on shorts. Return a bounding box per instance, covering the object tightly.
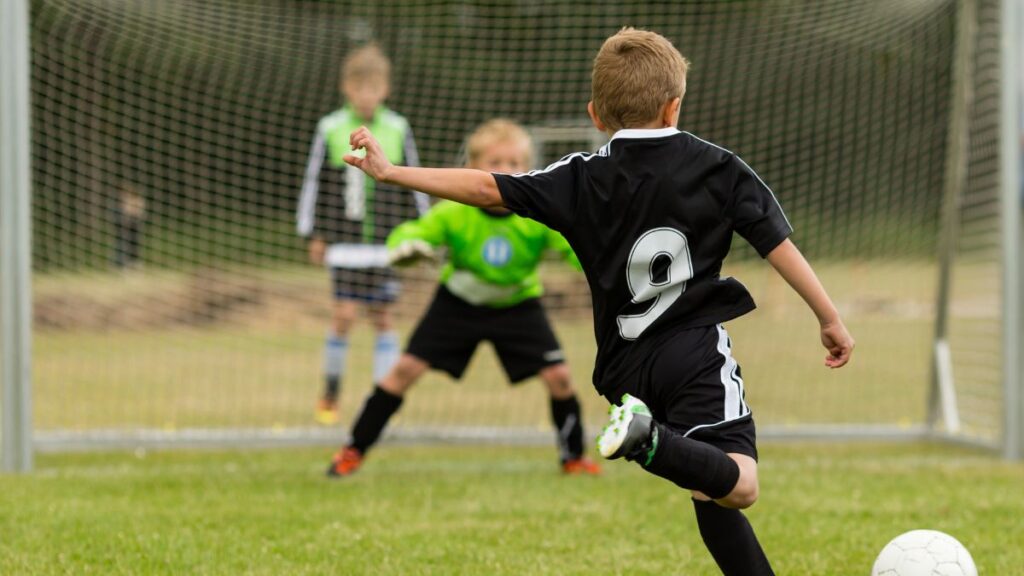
[716,324,749,421]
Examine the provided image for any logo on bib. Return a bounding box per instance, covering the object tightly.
[482,237,513,267]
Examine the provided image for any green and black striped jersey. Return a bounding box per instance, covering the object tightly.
[296,104,429,267]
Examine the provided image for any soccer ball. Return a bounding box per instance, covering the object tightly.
[871,530,977,576]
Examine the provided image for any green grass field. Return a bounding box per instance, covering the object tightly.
[15,259,1015,574]
[1,443,1021,575]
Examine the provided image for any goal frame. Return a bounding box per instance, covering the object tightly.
[1,0,34,473]
[3,0,1023,464]
[930,0,1023,459]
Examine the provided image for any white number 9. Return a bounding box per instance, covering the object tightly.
[616,227,693,340]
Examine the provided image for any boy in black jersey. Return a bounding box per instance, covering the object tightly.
[341,28,855,576]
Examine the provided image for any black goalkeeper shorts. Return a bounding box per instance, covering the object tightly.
[603,324,758,460]
[330,267,399,303]
[405,285,566,383]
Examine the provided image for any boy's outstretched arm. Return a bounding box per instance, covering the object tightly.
[765,239,855,368]
[345,127,504,208]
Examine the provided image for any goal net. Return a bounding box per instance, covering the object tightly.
[19,0,1004,449]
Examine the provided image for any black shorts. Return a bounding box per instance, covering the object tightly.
[406,286,566,383]
[603,324,758,460]
[330,267,399,303]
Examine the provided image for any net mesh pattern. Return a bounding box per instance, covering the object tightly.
[24,0,971,442]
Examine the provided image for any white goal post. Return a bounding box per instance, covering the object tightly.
[1,0,34,473]
[999,0,1023,460]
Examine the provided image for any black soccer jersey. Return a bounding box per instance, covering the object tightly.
[494,127,792,394]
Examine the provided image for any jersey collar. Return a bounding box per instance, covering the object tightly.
[601,127,680,154]
[610,127,681,141]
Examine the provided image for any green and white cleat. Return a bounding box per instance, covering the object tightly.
[597,393,657,463]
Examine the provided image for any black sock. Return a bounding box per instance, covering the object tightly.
[693,499,774,576]
[550,395,584,461]
[325,376,340,399]
[642,423,739,499]
[349,385,403,454]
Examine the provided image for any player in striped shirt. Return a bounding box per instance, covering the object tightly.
[296,44,428,425]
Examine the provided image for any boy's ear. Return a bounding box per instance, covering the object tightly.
[661,97,682,128]
[587,101,607,133]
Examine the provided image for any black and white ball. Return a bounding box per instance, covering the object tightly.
[871,530,977,576]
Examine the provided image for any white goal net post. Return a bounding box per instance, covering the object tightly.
[1,0,1021,460]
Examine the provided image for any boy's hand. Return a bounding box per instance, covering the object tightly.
[820,320,854,368]
[344,127,395,182]
[308,237,326,265]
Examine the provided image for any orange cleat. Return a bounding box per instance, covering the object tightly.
[326,447,363,478]
[562,456,602,476]
[315,396,340,426]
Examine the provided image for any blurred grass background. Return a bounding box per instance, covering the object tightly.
[31,259,947,433]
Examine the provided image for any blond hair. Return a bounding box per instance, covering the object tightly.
[341,43,391,84]
[591,28,688,132]
[465,119,533,166]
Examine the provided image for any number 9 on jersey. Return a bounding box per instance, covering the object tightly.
[617,227,694,340]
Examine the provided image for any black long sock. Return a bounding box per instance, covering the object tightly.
[642,423,739,499]
[325,376,340,399]
[692,499,774,576]
[349,385,403,454]
[550,395,584,461]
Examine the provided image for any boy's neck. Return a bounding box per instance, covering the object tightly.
[347,104,382,123]
[606,120,675,137]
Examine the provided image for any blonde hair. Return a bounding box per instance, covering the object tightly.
[591,28,689,132]
[341,43,391,84]
[465,118,533,166]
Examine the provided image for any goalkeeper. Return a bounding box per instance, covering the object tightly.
[327,119,600,477]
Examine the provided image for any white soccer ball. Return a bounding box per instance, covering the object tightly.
[871,530,977,576]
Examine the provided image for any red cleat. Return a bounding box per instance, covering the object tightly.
[562,456,602,476]
[326,447,363,478]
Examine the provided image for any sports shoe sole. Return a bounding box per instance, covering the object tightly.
[597,393,653,460]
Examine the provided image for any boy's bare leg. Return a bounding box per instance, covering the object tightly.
[377,354,429,397]
[693,453,759,509]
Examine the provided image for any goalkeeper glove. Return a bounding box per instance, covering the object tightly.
[388,240,435,267]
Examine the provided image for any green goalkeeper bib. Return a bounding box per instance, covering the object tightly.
[387,201,581,307]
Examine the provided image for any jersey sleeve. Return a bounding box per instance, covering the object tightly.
[729,156,793,257]
[296,128,326,238]
[545,227,582,271]
[492,154,581,232]
[386,201,451,250]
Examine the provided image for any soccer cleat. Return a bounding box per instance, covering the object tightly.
[326,447,363,478]
[315,395,340,426]
[596,393,658,465]
[562,456,602,475]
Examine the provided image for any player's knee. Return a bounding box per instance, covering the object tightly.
[382,355,427,395]
[717,454,759,509]
[724,480,759,509]
[540,364,574,398]
[332,304,357,334]
[369,309,393,331]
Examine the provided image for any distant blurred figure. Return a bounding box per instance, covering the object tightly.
[113,183,146,269]
[296,43,427,425]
